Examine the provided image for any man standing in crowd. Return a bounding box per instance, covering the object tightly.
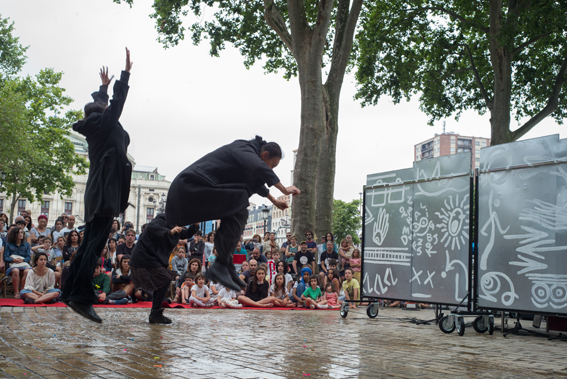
[188,230,205,264]
[61,48,133,323]
[293,241,315,275]
[305,231,318,254]
[116,229,136,260]
[61,215,77,237]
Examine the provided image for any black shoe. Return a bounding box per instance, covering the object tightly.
[67,301,102,323]
[229,268,247,289]
[149,308,172,324]
[205,263,240,291]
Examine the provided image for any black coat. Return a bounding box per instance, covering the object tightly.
[165,136,280,226]
[130,214,198,269]
[73,71,132,223]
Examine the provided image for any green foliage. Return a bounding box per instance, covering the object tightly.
[0,14,88,218]
[332,199,361,244]
[114,0,340,80]
[0,14,28,81]
[354,0,567,126]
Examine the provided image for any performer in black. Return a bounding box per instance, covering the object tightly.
[61,48,133,323]
[166,136,300,291]
[130,214,198,323]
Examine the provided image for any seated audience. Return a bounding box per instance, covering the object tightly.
[181,273,195,304]
[116,229,136,264]
[247,248,267,264]
[275,261,293,294]
[323,282,341,309]
[189,272,214,307]
[239,259,257,284]
[342,268,360,309]
[93,259,128,305]
[293,241,315,275]
[350,249,362,283]
[217,286,242,308]
[4,227,31,298]
[269,273,294,307]
[171,247,189,279]
[31,236,62,287]
[62,230,81,262]
[237,267,277,308]
[30,215,51,245]
[292,267,312,307]
[20,252,60,304]
[302,275,326,309]
[319,241,339,286]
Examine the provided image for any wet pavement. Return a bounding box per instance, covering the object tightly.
[0,305,565,378]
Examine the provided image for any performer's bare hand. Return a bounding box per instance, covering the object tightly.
[274,199,288,210]
[285,186,301,196]
[171,226,182,235]
[125,47,133,72]
[99,66,114,86]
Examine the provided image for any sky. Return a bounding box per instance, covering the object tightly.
[2,1,565,206]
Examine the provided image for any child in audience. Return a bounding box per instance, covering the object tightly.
[171,247,189,279]
[93,259,128,305]
[207,248,217,267]
[323,282,341,309]
[327,268,341,298]
[100,246,113,274]
[265,250,276,284]
[275,261,293,294]
[209,280,224,304]
[189,273,213,307]
[342,268,360,309]
[20,252,61,304]
[174,257,202,302]
[181,273,195,304]
[269,273,294,307]
[302,275,326,309]
[350,249,362,283]
[31,236,62,287]
[217,286,242,308]
[258,263,270,283]
[291,267,312,307]
[239,261,249,275]
[237,267,277,308]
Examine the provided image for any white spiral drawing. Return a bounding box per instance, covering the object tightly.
[479,272,519,307]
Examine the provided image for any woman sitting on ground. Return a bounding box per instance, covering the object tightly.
[62,230,81,262]
[20,252,61,304]
[237,267,277,308]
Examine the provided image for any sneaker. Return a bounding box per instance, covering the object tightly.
[115,299,128,305]
[317,304,328,309]
[24,298,35,304]
[206,304,214,308]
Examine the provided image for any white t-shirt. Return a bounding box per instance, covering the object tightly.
[209,281,224,295]
[24,268,55,292]
[60,227,76,237]
[269,283,288,300]
[218,288,237,301]
[191,284,209,298]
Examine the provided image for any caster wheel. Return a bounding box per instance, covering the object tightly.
[340,303,349,318]
[439,316,456,334]
[488,316,495,335]
[473,316,488,334]
[367,303,379,318]
[457,317,466,336]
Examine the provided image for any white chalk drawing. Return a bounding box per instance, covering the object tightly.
[479,272,519,307]
[400,205,413,246]
[367,172,399,186]
[412,204,438,257]
[510,254,548,275]
[372,208,389,245]
[436,194,470,250]
[527,274,567,309]
[411,267,422,284]
[424,270,435,288]
[441,250,468,301]
[365,247,411,266]
[505,226,567,258]
[414,161,469,197]
[368,185,410,208]
[364,206,375,225]
[383,267,398,286]
[479,190,510,270]
[479,145,513,187]
[363,271,391,296]
[412,293,432,298]
[519,199,567,231]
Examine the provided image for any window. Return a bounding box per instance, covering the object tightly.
[41,201,50,216]
[476,141,480,146]
[150,175,155,180]
[146,207,155,221]
[18,200,26,214]
[65,202,73,215]
[0,199,3,212]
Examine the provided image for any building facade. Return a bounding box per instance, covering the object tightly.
[271,195,291,245]
[414,133,490,169]
[243,203,273,241]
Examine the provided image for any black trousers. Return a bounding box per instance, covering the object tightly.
[215,207,248,267]
[61,216,113,304]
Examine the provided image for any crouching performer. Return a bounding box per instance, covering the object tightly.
[130,213,198,324]
[166,136,300,291]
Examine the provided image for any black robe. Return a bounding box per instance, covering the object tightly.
[130,214,198,269]
[165,137,280,226]
[73,71,132,223]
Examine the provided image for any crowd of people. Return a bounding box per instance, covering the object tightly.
[0,211,364,310]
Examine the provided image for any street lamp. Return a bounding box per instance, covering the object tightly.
[261,205,270,235]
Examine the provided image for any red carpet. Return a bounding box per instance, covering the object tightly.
[0,298,338,310]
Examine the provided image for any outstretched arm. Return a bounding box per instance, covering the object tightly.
[102,47,132,127]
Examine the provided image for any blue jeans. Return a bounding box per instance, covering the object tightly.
[20,288,61,300]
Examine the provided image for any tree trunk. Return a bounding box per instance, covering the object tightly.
[314,85,339,240]
[488,0,513,146]
[9,193,18,225]
[291,51,326,239]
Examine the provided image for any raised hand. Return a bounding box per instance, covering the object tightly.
[285,186,301,196]
[373,208,389,245]
[274,199,288,210]
[125,47,133,72]
[99,66,114,86]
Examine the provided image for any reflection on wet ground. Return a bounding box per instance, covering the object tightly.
[0,306,565,378]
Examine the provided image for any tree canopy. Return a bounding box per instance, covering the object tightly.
[355,0,567,144]
[0,14,88,222]
[0,15,27,81]
[332,198,361,244]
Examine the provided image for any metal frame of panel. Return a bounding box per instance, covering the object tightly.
[362,153,472,306]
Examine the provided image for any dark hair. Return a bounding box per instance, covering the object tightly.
[256,135,282,159]
[345,267,354,275]
[7,227,23,244]
[34,251,48,266]
[251,267,267,294]
[184,272,195,280]
[66,230,81,247]
[325,232,334,242]
[84,102,107,118]
[328,268,339,281]
[325,282,335,292]
[37,235,46,243]
[119,255,131,272]
[328,259,337,267]
[194,230,202,236]
[273,273,286,295]
[188,258,202,274]
[206,231,215,242]
[309,275,319,285]
[125,229,136,236]
[276,260,288,273]
[24,216,32,230]
[194,272,206,283]
[97,258,103,267]
[112,219,121,230]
